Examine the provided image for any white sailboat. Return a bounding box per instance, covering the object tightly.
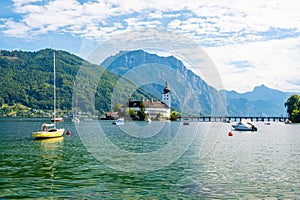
[32,51,65,139]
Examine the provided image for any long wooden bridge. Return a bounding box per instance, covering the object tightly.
[178,116,288,122]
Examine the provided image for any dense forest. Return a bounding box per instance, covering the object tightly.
[0,49,153,116]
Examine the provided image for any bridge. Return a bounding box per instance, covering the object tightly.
[178,116,288,122]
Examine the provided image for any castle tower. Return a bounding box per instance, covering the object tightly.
[162,81,171,108]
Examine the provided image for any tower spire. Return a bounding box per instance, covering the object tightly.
[163,81,170,94]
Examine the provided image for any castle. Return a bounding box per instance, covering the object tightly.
[127,82,171,118]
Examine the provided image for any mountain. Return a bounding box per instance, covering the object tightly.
[1,48,295,117]
[102,50,295,117]
[0,49,153,116]
[101,50,226,116]
[222,85,298,116]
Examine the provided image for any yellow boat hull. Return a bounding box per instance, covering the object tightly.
[32,129,65,139]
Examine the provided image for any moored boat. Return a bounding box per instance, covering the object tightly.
[146,117,152,123]
[285,119,292,124]
[183,120,189,125]
[72,117,81,124]
[32,51,65,139]
[112,118,124,125]
[232,120,257,131]
[51,117,64,122]
[32,123,64,139]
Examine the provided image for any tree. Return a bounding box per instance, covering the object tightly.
[0,97,4,107]
[114,102,122,112]
[291,109,300,122]
[285,94,300,122]
[128,109,137,119]
[137,99,147,121]
[170,111,178,121]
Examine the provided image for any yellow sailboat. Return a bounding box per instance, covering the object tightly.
[32,123,64,138]
[32,51,65,139]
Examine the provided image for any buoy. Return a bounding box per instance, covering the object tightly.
[66,130,71,136]
[228,131,233,137]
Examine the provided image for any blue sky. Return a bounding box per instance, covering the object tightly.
[0,0,300,93]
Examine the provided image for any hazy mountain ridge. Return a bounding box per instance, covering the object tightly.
[103,50,295,116]
[222,85,299,116]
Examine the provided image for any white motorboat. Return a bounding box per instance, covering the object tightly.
[112,118,124,125]
[232,120,257,131]
[72,117,81,124]
[146,117,152,123]
[285,119,292,124]
[183,120,189,125]
[51,117,63,122]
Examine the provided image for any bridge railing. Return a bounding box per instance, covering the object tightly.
[177,116,288,122]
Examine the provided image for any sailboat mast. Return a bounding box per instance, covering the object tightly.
[53,51,56,123]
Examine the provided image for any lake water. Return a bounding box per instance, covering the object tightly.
[0,118,299,199]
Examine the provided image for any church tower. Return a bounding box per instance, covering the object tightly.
[162,81,171,108]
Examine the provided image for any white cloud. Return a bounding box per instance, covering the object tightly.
[1,0,300,92]
[163,13,181,18]
[168,19,181,29]
[3,20,31,37]
[148,12,163,19]
[12,0,42,7]
[206,37,300,92]
[2,0,299,45]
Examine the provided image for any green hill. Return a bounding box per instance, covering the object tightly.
[0,49,153,116]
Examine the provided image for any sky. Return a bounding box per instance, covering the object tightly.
[0,0,300,93]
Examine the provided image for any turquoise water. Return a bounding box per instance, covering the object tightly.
[0,118,299,199]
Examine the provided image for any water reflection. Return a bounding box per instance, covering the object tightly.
[35,136,64,153]
[34,136,65,192]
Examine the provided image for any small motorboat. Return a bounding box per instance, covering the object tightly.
[146,117,152,123]
[223,119,231,123]
[72,117,81,124]
[112,118,124,125]
[51,117,64,122]
[183,120,189,125]
[32,123,65,139]
[285,119,292,124]
[232,120,257,131]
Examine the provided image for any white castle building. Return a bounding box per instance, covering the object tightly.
[127,82,171,118]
